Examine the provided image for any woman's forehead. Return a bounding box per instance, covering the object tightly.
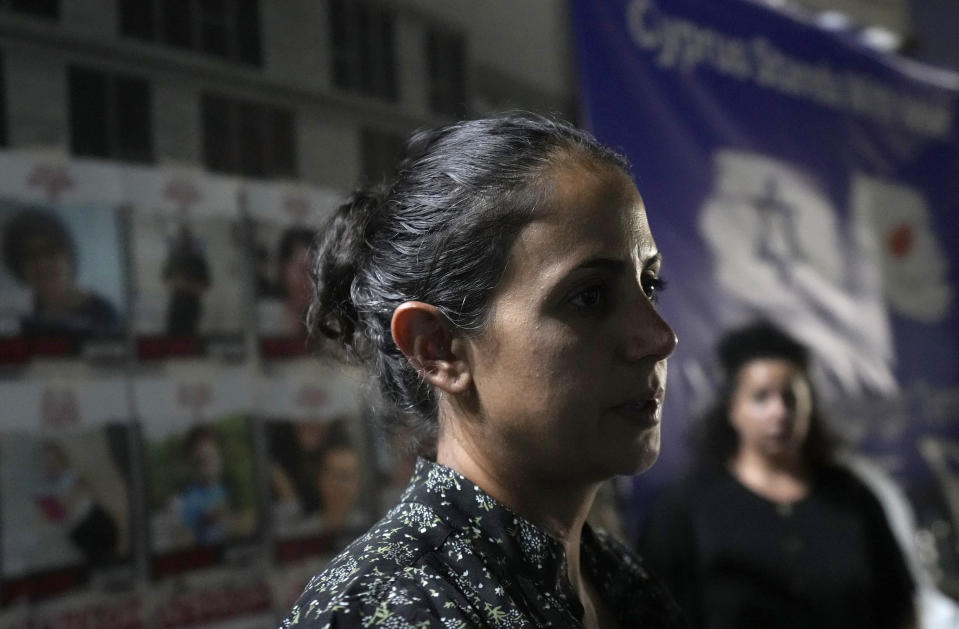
[493,162,656,295]
[537,161,653,248]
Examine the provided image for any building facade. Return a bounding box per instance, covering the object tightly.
[0,0,577,191]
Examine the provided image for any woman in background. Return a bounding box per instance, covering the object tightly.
[283,113,682,628]
[639,321,917,629]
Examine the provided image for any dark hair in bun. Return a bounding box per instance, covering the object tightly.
[307,112,629,454]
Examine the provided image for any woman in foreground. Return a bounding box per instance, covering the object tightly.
[639,321,917,629]
[283,113,682,628]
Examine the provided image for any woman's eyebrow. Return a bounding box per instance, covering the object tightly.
[568,252,661,277]
[574,257,627,273]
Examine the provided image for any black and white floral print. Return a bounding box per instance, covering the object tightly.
[282,459,683,628]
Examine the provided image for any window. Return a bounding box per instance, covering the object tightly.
[118,0,261,66]
[202,93,296,178]
[328,0,397,101]
[426,28,467,117]
[68,67,153,163]
[0,0,59,20]
[361,128,405,184]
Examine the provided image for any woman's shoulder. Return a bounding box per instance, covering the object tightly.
[283,560,452,628]
[281,502,473,627]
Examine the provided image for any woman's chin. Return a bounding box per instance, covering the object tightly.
[607,431,662,478]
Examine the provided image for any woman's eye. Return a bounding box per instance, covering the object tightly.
[570,285,604,308]
[642,275,668,303]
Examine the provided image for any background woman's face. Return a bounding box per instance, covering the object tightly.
[461,159,676,484]
[728,359,812,461]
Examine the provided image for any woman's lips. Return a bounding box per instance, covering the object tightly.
[611,397,661,427]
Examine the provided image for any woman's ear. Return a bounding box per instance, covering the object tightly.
[391,302,472,394]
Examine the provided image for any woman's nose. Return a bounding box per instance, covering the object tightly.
[769,395,792,420]
[624,296,677,362]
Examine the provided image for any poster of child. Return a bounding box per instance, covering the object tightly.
[124,169,245,357]
[135,367,260,577]
[146,417,257,553]
[0,378,134,605]
[243,182,340,350]
[0,200,125,344]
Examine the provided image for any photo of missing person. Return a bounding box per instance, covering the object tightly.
[0,201,125,340]
[145,414,259,558]
[267,417,367,552]
[252,221,316,340]
[33,441,119,563]
[0,428,133,594]
[130,209,244,339]
[162,224,212,336]
[175,426,229,546]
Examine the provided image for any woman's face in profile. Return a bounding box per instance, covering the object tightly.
[462,159,676,483]
[728,358,812,461]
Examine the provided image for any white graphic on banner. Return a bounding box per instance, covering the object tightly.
[699,150,896,396]
[851,175,953,324]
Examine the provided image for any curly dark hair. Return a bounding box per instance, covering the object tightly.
[693,321,840,472]
[2,207,77,282]
[307,112,630,455]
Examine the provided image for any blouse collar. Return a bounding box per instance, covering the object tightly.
[399,458,576,593]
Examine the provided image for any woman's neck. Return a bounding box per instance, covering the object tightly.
[436,434,598,540]
[728,448,811,504]
[435,407,623,628]
[438,428,605,599]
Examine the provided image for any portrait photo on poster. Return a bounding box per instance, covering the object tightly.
[0,199,126,360]
[243,182,341,359]
[143,413,261,577]
[249,218,316,350]
[1,421,134,605]
[268,416,369,560]
[129,205,246,360]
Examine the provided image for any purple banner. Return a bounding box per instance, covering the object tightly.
[573,0,959,596]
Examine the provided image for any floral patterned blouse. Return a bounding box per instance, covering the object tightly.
[282,459,684,628]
